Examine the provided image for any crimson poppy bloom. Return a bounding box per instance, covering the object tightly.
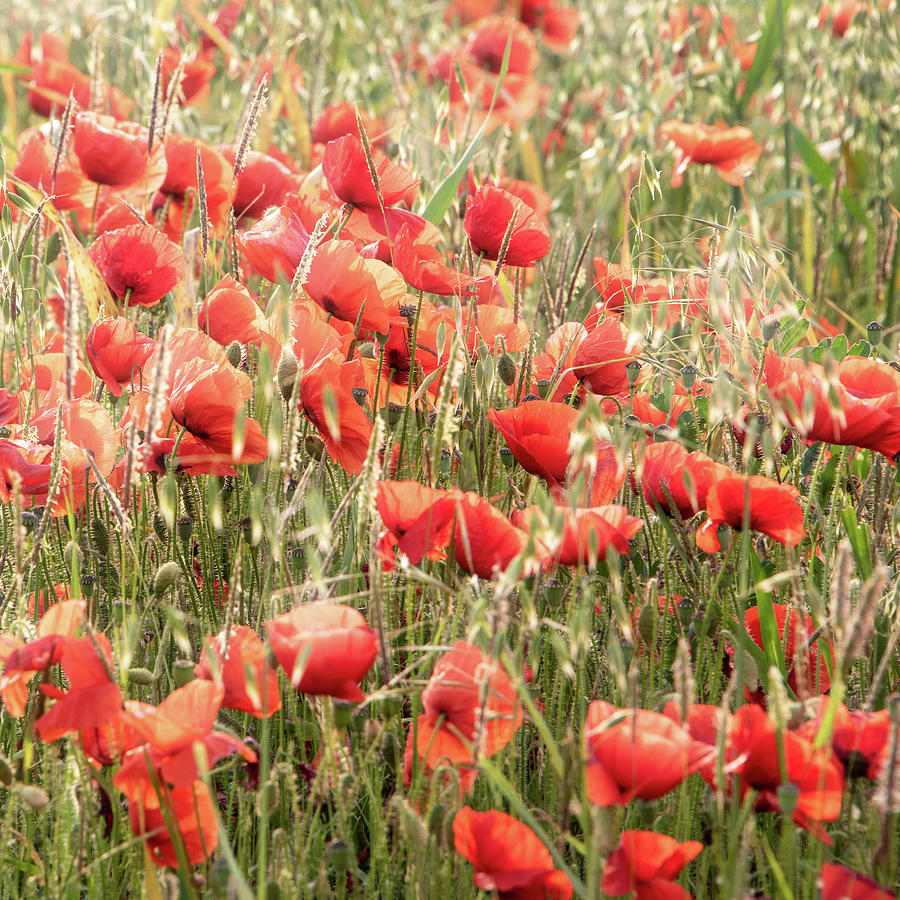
[695,475,805,552]
[299,356,374,474]
[89,224,184,307]
[375,481,462,570]
[86,316,156,396]
[659,121,762,188]
[130,779,219,868]
[464,16,540,75]
[323,133,419,210]
[194,625,281,719]
[513,504,643,567]
[12,127,95,213]
[453,492,547,578]
[488,401,580,488]
[573,318,643,395]
[239,204,311,283]
[584,700,704,805]
[413,641,523,770]
[197,275,280,359]
[764,354,900,462]
[453,807,573,900]
[393,223,476,296]
[603,831,703,900]
[523,322,586,402]
[217,146,296,219]
[800,701,890,779]
[637,443,728,519]
[739,603,832,699]
[72,113,158,188]
[312,102,381,146]
[464,185,551,267]
[266,601,377,702]
[818,1,863,37]
[820,864,896,900]
[159,47,217,108]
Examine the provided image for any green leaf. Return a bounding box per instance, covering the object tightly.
[841,507,872,580]
[777,317,809,354]
[791,125,834,191]
[831,333,849,361]
[751,551,787,678]
[422,37,512,225]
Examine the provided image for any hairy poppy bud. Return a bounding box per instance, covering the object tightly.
[761,315,780,344]
[91,518,110,555]
[497,353,517,386]
[128,667,156,686]
[16,785,49,811]
[153,561,182,596]
[0,753,13,786]
[152,510,169,543]
[277,348,299,402]
[173,659,196,688]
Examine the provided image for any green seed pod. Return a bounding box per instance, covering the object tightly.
[20,511,38,533]
[625,359,642,385]
[16,785,49,811]
[128,667,156,686]
[499,446,515,470]
[276,348,299,402]
[637,603,657,647]
[380,730,400,770]
[356,341,376,359]
[80,575,97,600]
[64,541,83,572]
[176,517,193,544]
[497,353,517,387]
[536,378,552,398]
[173,659,196,688]
[225,341,243,368]
[427,802,446,838]
[776,782,799,815]
[326,840,351,872]
[263,883,281,900]
[153,561,182,597]
[680,364,698,390]
[332,699,355,730]
[761,315,780,344]
[90,518,110,555]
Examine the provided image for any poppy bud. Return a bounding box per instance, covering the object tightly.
[258,781,279,818]
[356,341,376,359]
[16,785,49,811]
[90,518,111,555]
[637,604,658,646]
[497,353,517,387]
[761,315,780,344]
[173,659,196,687]
[427,802,446,838]
[263,884,280,900]
[333,699,356,729]
[177,517,193,544]
[128,667,156,685]
[153,561,182,596]
[276,348,299,402]
[777,782,800,815]
[152,510,169,543]
[0,753,13,786]
[225,340,243,368]
[326,840,352,873]
[380,729,400,769]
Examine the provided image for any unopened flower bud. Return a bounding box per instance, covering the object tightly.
[153,561,182,597]
[91,519,110,555]
[761,315,780,344]
[497,353,518,386]
[173,659,196,687]
[276,348,299,402]
[128,667,156,686]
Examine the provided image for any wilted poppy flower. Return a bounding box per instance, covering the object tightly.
[239,205,311,282]
[194,625,281,718]
[738,603,832,699]
[584,700,706,805]
[464,185,551,267]
[413,641,523,770]
[573,318,643,396]
[764,354,900,462]
[323,133,419,210]
[659,121,762,188]
[820,863,897,900]
[72,113,160,189]
[695,475,805,552]
[727,704,844,841]
[637,443,728,519]
[89,223,184,307]
[86,316,156,395]
[300,356,374,474]
[130,779,218,868]
[488,401,580,488]
[266,601,377,702]
[375,481,461,570]
[453,807,573,900]
[603,831,703,900]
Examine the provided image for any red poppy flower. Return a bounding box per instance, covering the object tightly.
[573,318,643,395]
[312,102,382,146]
[413,641,523,770]
[637,443,727,519]
[266,601,378,702]
[322,133,419,211]
[738,603,832,699]
[12,127,94,212]
[453,492,546,579]
[299,356,374,474]
[86,316,156,396]
[154,135,234,240]
[130,779,219,868]
[818,1,863,37]
[72,113,159,188]
[194,625,281,718]
[519,0,580,50]
[727,704,844,841]
[375,481,462,570]
[513,504,643,567]
[603,831,703,900]
[820,863,896,900]
[393,224,476,295]
[217,146,296,220]
[198,275,280,359]
[453,807,573,900]
[159,47,217,108]
[89,224,184,307]
[564,437,627,507]
[464,186,551,267]
[695,475,805,552]
[488,400,580,488]
[799,701,890,779]
[464,17,540,75]
[764,354,900,462]
[659,120,762,188]
[301,239,404,333]
[239,204,311,283]
[584,700,705,805]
